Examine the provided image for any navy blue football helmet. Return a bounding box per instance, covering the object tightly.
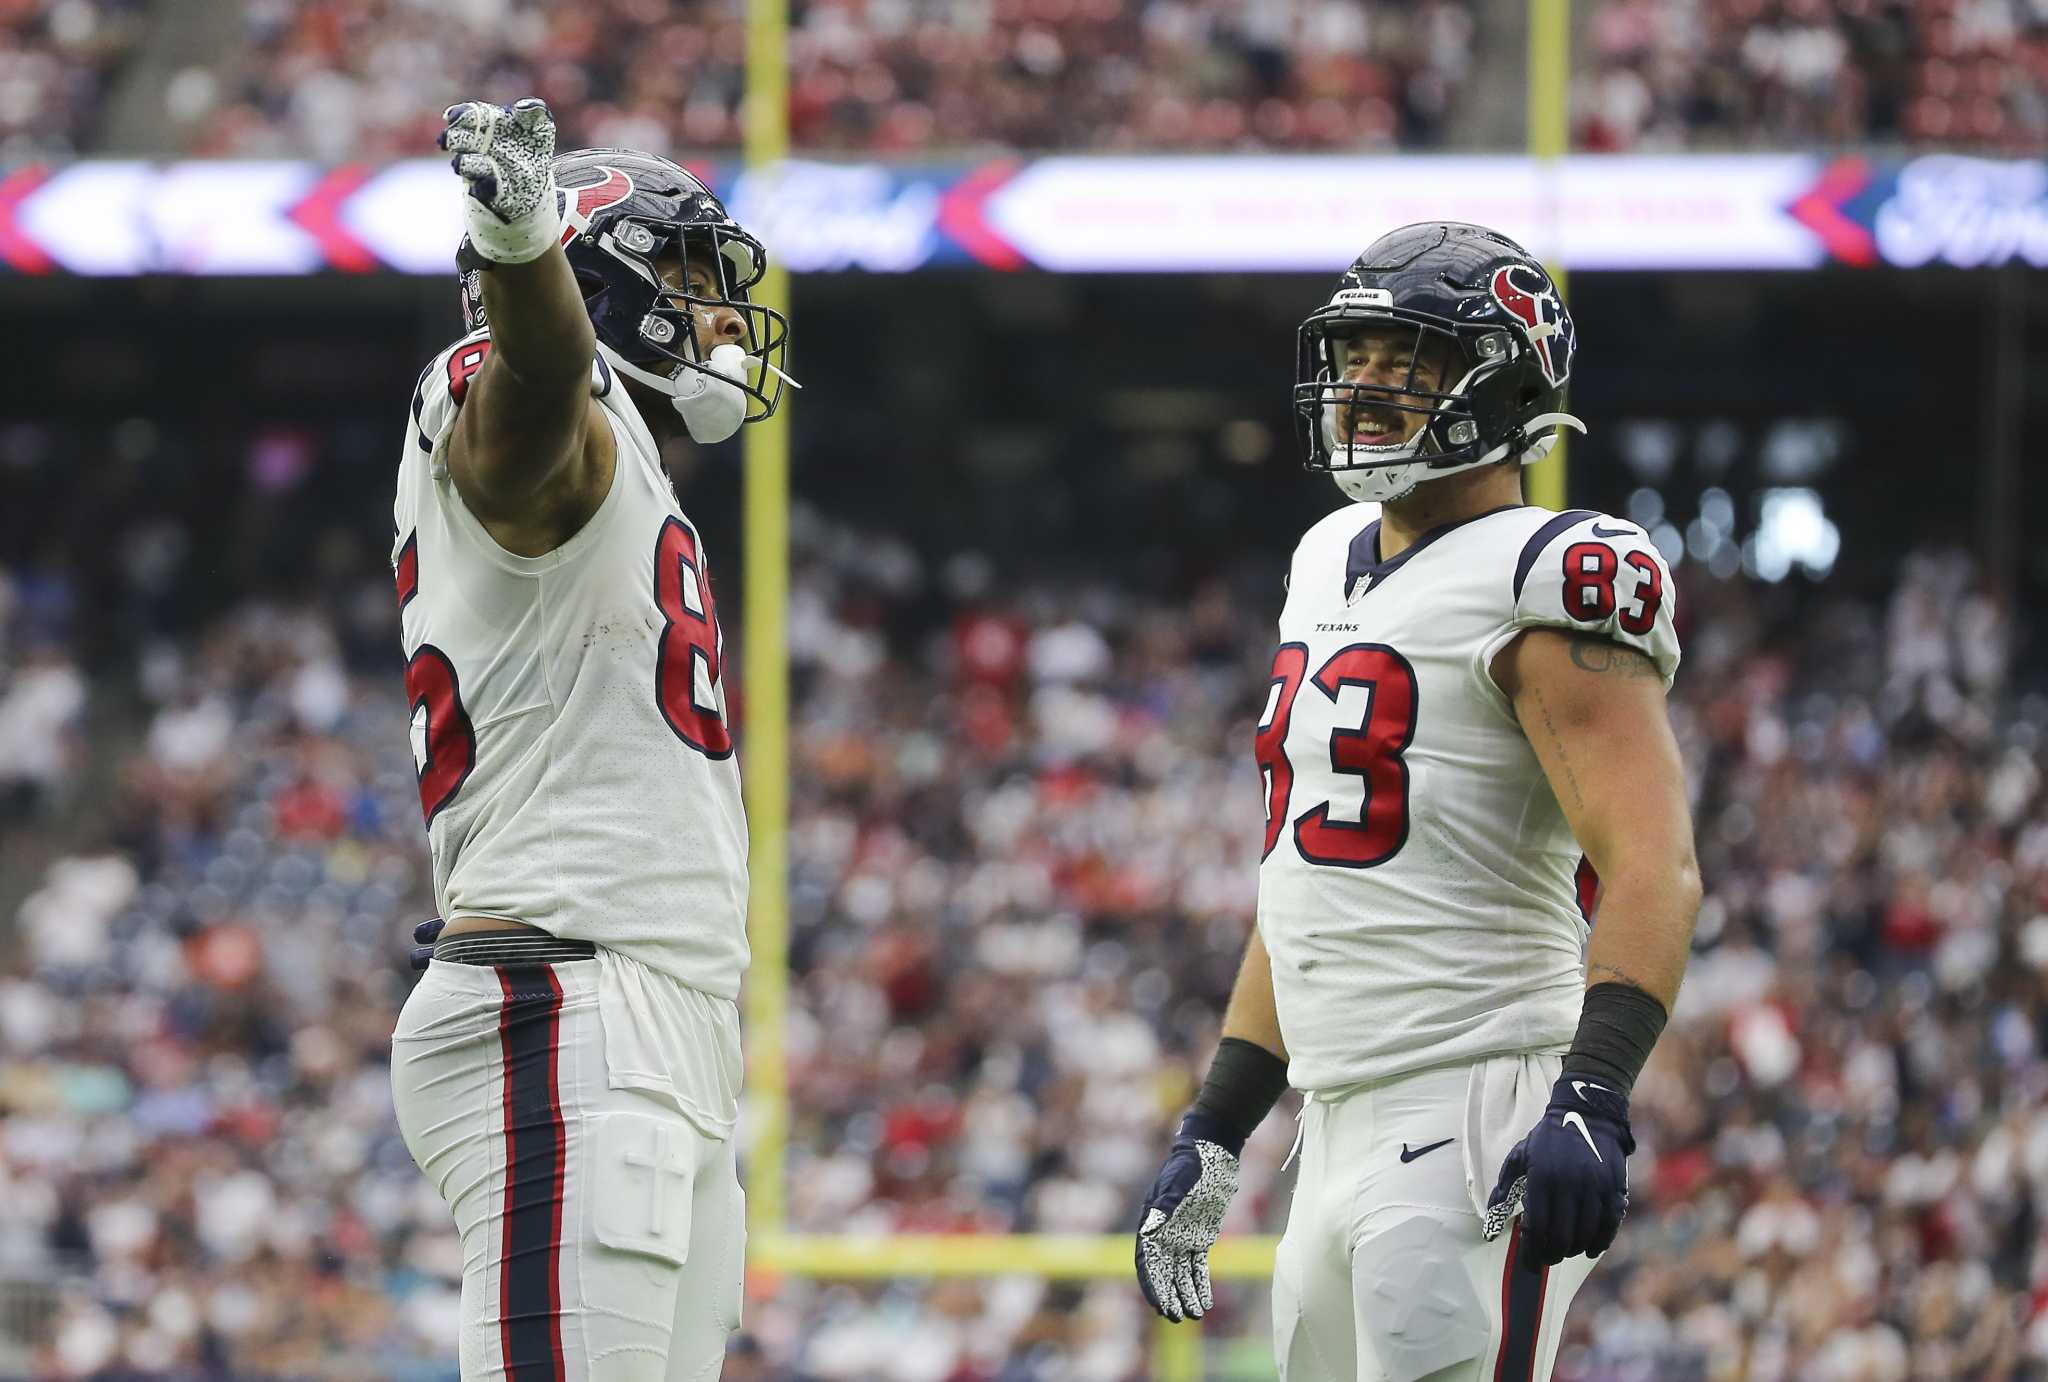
[1294,222,1582,503]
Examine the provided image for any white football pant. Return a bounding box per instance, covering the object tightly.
[1273,1053,1600,1382]
[391,953,744,1380]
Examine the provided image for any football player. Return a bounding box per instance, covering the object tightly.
[386,99,791,1380]
[1135,222,1699,1381]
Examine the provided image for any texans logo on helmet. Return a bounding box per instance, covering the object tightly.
[556,167,636,247]
[1488,264,1574,388]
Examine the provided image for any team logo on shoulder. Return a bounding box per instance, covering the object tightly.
[556,166,636,246]
[1488,264,1575,388]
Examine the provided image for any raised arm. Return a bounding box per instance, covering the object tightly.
[439,99,614,554]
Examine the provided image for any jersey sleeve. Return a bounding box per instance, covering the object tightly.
[1483,511,1681,689]
[402,330,493,476]
[403,331,621,477]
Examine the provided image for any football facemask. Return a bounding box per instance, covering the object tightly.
[1300,301,1581,505]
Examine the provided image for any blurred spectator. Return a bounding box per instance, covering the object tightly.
[0,568,86,820]
[0,646,85,820]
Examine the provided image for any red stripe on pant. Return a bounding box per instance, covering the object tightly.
[1494,1219,1551,1382]
[1575,855,1600,922]
[498,965,567,1380]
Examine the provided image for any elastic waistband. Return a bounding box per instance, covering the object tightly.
[1308,1051,1538,1105]
[434,932,598,967]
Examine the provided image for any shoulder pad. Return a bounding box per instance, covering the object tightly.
[1506,510,1680,685]
[407,330,617,472]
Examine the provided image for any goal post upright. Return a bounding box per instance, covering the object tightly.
[742,0,794,1243]
[1526,0,1572,512]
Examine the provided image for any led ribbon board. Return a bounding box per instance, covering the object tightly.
[0,154,2038,276]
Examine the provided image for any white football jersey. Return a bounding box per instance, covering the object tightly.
[1256,501,1679,1093]
[391,330,749,999]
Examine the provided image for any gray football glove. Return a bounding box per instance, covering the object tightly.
[439,97,561,264]
[1135,1113,1241,1322]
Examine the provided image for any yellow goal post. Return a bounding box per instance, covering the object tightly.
[739,3,1573,1376]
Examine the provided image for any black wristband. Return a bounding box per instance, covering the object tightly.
[1189,1037,1290,1155]
[1562,982,1669,1098]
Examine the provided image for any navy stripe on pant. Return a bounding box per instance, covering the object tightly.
[497,964,567,1380]
[1494,1220,1551,1382]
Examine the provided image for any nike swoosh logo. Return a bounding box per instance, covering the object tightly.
[1398,1137,1455,1163]
[1562,1112,1603,1161]
[1589,523,1632,538]
[1571,1080,1612,1101]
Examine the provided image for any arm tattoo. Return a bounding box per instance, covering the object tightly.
[1567,636,1658,678]
[1587,961,1652,991]
[1527,686,1584,812]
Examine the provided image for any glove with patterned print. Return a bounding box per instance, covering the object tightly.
[1135,1112,1241,1322]
[439,98,561,264]
[1484,1075,1633,1267]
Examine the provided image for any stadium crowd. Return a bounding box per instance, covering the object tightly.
[0,0,148,157]
[197,0,1479,158]
[12,0,2047,159]
[1577,0,2048,152]
[4,482,2048,1375]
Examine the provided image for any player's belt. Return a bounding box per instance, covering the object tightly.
[433,931,597,967]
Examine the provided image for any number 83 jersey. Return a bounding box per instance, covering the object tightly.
[1255,502,1678,1093]
[391,330,749,999]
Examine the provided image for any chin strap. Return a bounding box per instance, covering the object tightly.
[1332,411,1589,505]
[1476,412,1588,470]
[1517,412,1587,459]
[602,339,804,445]
[597,344,738,443]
